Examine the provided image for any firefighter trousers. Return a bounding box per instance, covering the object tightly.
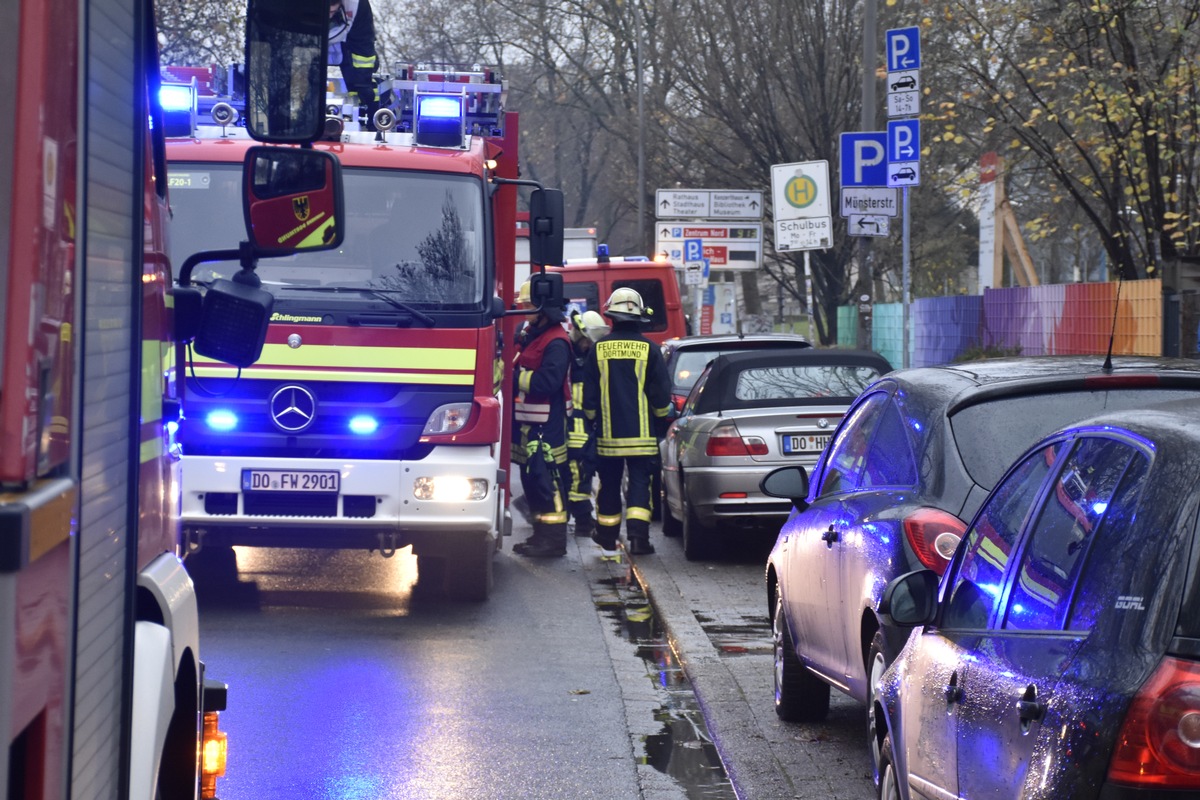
[595,454,654,547]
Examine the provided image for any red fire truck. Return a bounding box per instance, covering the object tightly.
[163,63,564,601]
[1,0,345,795]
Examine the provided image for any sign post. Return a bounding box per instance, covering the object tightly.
[885,25,921,368]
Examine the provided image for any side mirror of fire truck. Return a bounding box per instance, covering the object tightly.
[242,146,345,252]
[528,188,565,269]
[242,0,330,144]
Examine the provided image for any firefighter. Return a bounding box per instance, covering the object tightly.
[583,288,672,555]
[329,0,380,128]
[565,310,610,539]
[510,290,573,558]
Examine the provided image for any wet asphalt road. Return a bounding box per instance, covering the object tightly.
[189,506,874,799]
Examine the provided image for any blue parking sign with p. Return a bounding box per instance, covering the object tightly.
[684,238,703,262]
[886,27,921,72]
[840,132,888,188]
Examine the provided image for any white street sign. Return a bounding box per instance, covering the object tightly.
[656,190,710,219]
[887,91,920,118]
[771,161,831,221]
[684,261,704,285]
[774,217,832,251]
[887,69,919,94]
[841,187,899,218]
[849,215,891,237]
[887,163,920,187]
[656,189,763,220]
[656,223,763,270]
[709,191,763,219]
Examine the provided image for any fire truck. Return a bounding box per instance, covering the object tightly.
[1,0,346,795]
[162,62,565,601]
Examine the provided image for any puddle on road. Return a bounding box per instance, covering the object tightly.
[593,575,736,800]
[692,613,774,657]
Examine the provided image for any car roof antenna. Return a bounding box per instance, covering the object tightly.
[1102,272,1123,374]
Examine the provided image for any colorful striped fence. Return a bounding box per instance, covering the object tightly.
[836,279,1164,365]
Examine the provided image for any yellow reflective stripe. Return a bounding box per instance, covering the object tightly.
[597,513,623,526]
[141,341,163,424]
[635,358,649,438]
[140,437,161,464]
[598,443,658,457]
[195,344,475,371]
[298,218,337,248]
[518,370,532,393]
[536,510,568,524]
[653,405,671,417]
[191,366,473,385]
[627,506,652,522]
[351,54,377,69]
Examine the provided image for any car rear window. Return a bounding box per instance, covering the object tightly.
[672,343,807,391]
[950,387,1200,489]
[733,364,884,403]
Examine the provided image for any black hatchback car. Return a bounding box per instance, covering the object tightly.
[877,401,1200,799]
[761,356,1200,787]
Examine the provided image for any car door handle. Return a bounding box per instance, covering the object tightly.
[1018,685,1045,723]
[821,525,839,546]
[944,671,964,704]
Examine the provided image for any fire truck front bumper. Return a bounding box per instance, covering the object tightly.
[180,447,503,551]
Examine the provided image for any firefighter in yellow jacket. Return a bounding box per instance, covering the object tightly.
[510,287,573,558]
[583,288,672,555]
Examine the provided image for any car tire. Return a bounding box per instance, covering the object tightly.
[773,594,831,722]
[681,483,715,560]
[867,628,890,788]
[661,485,682,537]
[878,733,900,800]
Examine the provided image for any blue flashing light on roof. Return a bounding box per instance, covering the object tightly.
[160,83,194,112]
[418,95,463,119]
[414,94,466,147]
[597,243,610,263]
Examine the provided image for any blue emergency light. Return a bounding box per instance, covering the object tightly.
[205,410,238,432]
[159,83,196,137]
[349,415,380,435]
[414,94,465,147]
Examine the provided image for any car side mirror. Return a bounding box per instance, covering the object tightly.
[759,466,810,511]
[243,146,344,252]
[879,570,940,627]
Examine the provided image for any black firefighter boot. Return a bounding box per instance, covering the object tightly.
[625,519,655,555]
[517,522,567,558]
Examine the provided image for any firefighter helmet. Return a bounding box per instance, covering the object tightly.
[571,310,610,343]
[580,310,610,342]
[516,280,532,308]
[604,287,648,323]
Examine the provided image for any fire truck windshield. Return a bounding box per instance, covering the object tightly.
[168,163,487,309]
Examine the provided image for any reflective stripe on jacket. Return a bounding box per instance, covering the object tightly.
[583,328,671,458]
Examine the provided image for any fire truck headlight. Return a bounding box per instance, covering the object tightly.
[205,410,238,432]
[422,403,472,436]
[414,476,489,502]
[349,415,379,435]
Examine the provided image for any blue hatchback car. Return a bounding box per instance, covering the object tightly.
[877,402,1200,799]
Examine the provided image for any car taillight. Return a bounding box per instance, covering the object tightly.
[902,508,966,575]
[706,422,769,457]
[672,394,688,412]
[1108,657,1200,790]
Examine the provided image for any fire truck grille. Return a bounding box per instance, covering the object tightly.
[243,492,338,517]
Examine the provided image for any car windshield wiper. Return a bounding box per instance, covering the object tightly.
[271,285,436,326]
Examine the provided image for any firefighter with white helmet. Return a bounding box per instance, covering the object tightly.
[563,310,611,538]
[583,288,671,555]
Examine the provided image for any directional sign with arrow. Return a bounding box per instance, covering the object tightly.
[655,189,763,220]
[886,27,921,71]
[848,214,890,237]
